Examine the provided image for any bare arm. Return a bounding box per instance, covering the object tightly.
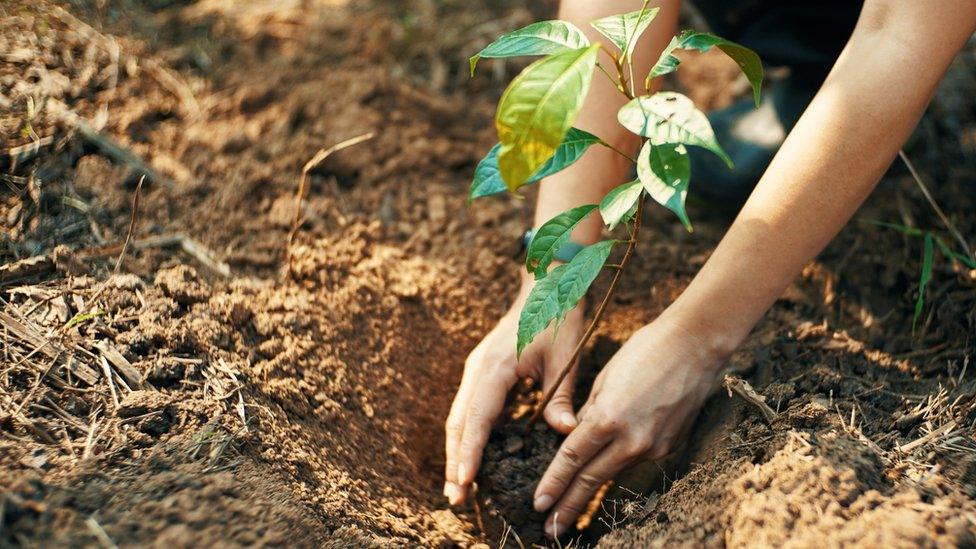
[666,0,976,356]
[534,0,976,535]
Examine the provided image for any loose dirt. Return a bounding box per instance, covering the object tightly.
[2,1,975,547]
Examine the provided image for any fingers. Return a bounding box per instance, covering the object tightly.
[444,347,485,504]
[541,317,583,434]
[541,354,579,435]
[543,442,636,537]
[532,414,614,516]
[456,363,519,488]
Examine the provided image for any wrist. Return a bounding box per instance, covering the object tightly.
[656,302,745,375]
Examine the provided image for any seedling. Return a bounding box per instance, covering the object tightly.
[862,219,976,332]
[468,2,763,423]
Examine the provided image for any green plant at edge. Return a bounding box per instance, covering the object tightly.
[862,219,976,333]
[468,2,763,425]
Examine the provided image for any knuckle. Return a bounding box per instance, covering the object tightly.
[582,407,608,428]
[547,469,573,487]
[547,393,572,409]
[559,445,584,468]
[485,361,517,383]
[575,472,604,491]
[588,410,622,435]
[598,418,624,434]
[621,437,651,459]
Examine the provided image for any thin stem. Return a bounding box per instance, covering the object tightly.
[620,0,649,99]
[596,62,622,91]
[526,197,646,429]
[612,55,636,102]
[598,140,637,163]
[628,58,637,99]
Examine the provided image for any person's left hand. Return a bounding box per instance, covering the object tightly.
[531,315,726,537]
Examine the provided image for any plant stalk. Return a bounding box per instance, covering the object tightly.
[525,47,645,430]
[525,197,645,429]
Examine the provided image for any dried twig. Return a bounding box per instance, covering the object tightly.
[81,233,230,278]
[49,99,174,190]
[114,175,144,273]
[470,482,487,538]
[286,133,375,261]
[0,310,99,385]
[898,419,958,454]
[85,516,118,549]
[3,135,54,171]
[0,255,55,287]
[143,59,202,119]
[82,415,101,460]
[98,356,120,409]
[12,353,62,415]
[724,375,778,424]
[94,341,144,390]
[177,236,231,278]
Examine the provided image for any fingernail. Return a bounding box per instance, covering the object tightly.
[534,494,553,512]
[545,521,566,537]
[560,412,577,428]
[457,463,468,484]
[445,482,461,505]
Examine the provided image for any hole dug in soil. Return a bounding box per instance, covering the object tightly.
[5,226,975,547]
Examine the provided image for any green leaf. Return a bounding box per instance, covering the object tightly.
[468,143,506,201]
[470,20,590,77]
[553,240,615,323]
[590,5,660,62]
[637,141,692,231]
[63,309,106,330]
[860,219,926,237]
[526,204,597,277]
[517,264,567,358]
[618,92,732,167]
[535,128,602,180]
[648,36,681,80]
[468,128,602,201]
[516,240,615,357]
[648,31,763,106]
[913,233,934,332]
[934,236,976,269]
[599,180,643,230]
[861,220,976,269]
[496,45,600,191]
[863,220,976,271]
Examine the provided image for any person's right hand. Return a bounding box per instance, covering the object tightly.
[444,280,584,505]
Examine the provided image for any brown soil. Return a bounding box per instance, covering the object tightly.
[2,1,976,547]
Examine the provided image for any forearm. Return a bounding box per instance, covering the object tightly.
[533,0,681,248]
[665,1,976,359]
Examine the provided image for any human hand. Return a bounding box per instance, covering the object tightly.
[532,315,725,536]
[444,280,584,506]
